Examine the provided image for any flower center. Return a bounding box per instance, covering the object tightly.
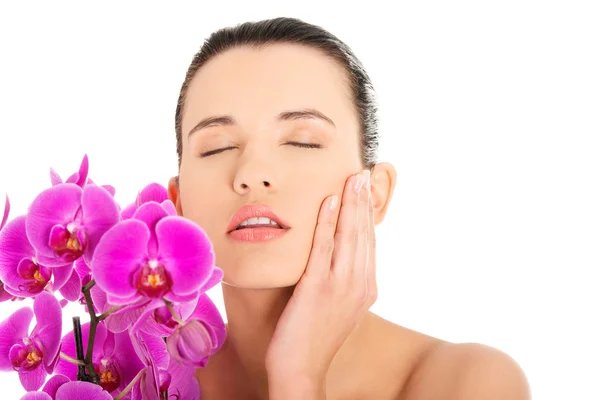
[96,359,121,393]
[17,259,51,295]
[67,236,82,251]
[135,261,171,298]
[10,338,44,371]
[49,224,85,262]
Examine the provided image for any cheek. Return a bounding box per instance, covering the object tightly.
[179,181,224,234]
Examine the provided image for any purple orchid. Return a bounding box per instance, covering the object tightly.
[1,194,9,231]
[92,200,216,305]
[26,183,120,267]
[101,266,222,335]
[129,330,200,400]
[0,280,17,302]
[165,292,226,368]
[49,154,115,197]
[0,291,62,391]
[20,378,113,400]
[132,356,200,400]
[121,183,175,220]
[0,216,80,300]
[55,321,145,397]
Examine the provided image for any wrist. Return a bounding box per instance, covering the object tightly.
[268,372,326,400]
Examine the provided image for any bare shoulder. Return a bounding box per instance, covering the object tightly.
[398,340,531,400]
[357,313,530,400]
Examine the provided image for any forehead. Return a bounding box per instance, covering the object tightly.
[181,43,357,135]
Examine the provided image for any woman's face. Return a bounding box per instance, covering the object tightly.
[173,43,364,288]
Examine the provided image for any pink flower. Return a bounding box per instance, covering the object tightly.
[0,292,62,391]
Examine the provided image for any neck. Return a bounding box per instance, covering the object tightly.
[220,283,295,397]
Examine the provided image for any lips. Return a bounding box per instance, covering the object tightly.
[226,204,290,234]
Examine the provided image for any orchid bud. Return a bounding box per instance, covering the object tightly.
[166,319,214,368]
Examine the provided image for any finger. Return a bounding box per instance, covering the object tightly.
[365,179,377,301]
[331,171,366,276]
[304,194,339,280]
[351,170,370,280]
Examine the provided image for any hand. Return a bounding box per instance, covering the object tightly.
[265,169,377,396]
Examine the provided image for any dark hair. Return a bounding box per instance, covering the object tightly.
[174,17,379,170]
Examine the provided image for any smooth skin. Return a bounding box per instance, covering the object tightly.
[168,43,530,399]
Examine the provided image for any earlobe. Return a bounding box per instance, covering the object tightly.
[167,176,184,216]
[369,162,397,225]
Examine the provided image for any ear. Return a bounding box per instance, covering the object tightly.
[167,176,183,216]
[369,162,397,225]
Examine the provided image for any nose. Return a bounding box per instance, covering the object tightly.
[233,155,275,195]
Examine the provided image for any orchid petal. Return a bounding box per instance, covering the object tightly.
[92,219,149,302]
[155,217,215,296]
[112,330,145,387]
[80,185,120,264]
[65,172,79,184]
[137,366,160,400]
[52,264,76,294]
[1,194,9,230]
[132,202,168,259]
[201,266,224,293]
[58,269,81,302]
[75,154,89,187]
[0,307,33,370]
[21,392,52,400]
[0,281,16,302]
[50,168,63,186]
[130,330,169,370]
[90,283,108,314]
[120,203,137,220]
[129,298,164,334]
[160,200,177,216]
[137,183,168,206]
[102,185,116,197]
[0,216,35,288]
[26,183,82,258]
[18,361,47,391]
[104,298,149,333]
[35,252,73,268]
[31,292,62,368]
[167,357,200,400]
[162,289,202,304]
[140,297,198,337]
[55,381,113,400]
[42,374,71,398]
[190,293,226,354]
[166,319,213,368]
[74,257,91,279]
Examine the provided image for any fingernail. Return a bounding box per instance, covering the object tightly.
[363,169,371,186]
[329,195,338,211]
[354,174,365,193]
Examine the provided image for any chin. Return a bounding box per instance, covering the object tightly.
[218,256,306,289]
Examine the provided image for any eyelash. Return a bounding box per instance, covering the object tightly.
[199,142,322,158]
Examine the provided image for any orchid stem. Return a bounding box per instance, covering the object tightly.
[161,337,169,400]
[82,280,100,384]
[60,351,86,366]
[164,299,186,325]
[98,305,121,321]
[114,368,145,400]
[83,279,96,293]
[72,317,88,381]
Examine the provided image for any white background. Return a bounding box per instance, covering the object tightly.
[1,1,599,399]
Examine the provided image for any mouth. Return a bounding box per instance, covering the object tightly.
[226,204,290,241]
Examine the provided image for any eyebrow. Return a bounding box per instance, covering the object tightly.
[187,108,336,139]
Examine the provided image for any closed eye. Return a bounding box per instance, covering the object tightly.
[199,146,237,158]
[200,142,322,157]
[284,141,323,149]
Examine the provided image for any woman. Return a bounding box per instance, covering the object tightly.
[166,17,530,399]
